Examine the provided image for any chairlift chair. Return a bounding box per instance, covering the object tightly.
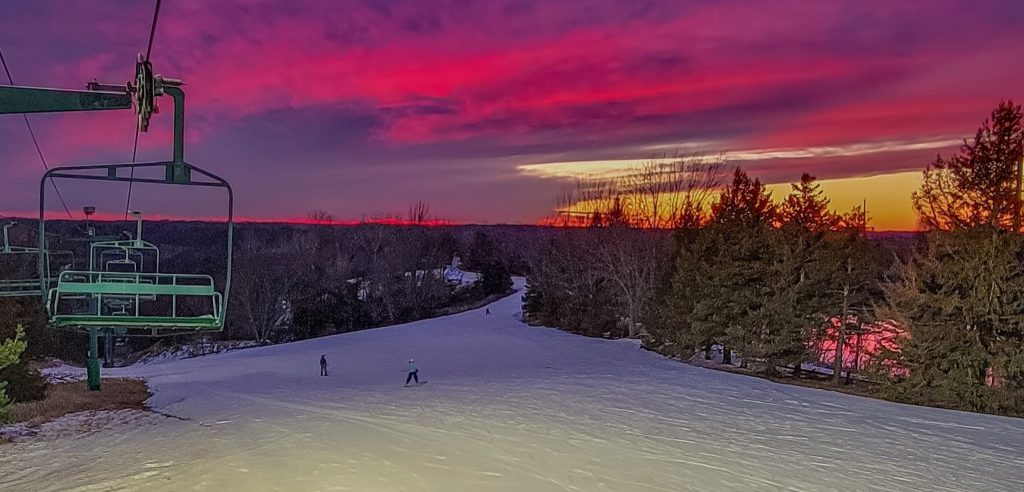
[29,68,234,335]
[3,56,235,395]
[41,163,233,335]
[0,221,72,297]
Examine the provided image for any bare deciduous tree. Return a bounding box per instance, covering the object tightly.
[552,153,725,229]
[307,209,335,225]
[407,201,432,225]
[232,243,304,343]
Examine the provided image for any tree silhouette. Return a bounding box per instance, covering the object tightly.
[913,101,1024,231]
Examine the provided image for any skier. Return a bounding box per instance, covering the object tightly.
[320,354,328,376]
[485,308,491,315]
[405,358,420,386]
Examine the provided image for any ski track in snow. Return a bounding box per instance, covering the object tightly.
[2,278,1024,491]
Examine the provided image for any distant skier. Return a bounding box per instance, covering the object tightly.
[405,358,420,386]
[320,355,328,376]
[485,308,491,315]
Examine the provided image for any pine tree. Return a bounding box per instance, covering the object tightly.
[477,260,513,296]
[823,207,887,384]
[0,325,27,424]
[883,227,1024,412]
[888,101,1024,414]
[685,168,777,368]
[778,173,839,232]
[711,168,777,226]
[771,174,841,374]
[464,232,500,271]
[913,100,1024,231]
[648,228,699,354]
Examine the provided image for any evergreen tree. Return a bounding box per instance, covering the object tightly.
[711,168,777,226]
[887,101,1024,414]
[771,174,841,375]
[684,168,777,368]
[882,227,1024,412]
[464,232,500,271]
[477,260,513,296]
[778,173,839,232]
[0,325,27,424]
[913,100,1024,231]
[646,227,699,354]
[822,207,887,384]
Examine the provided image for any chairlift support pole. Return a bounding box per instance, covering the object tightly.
[87,327,100,391]
[104,331,113,368]
[164,85,190,183]
[4,64,232,390]
[2,222,12,253]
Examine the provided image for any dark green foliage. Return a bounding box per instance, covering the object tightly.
[464,232,500,272]
[645,228,699,354]
[681,169,778,369]
[0,300,49,408]
[770,174,843,373]
[658,171,890,376]
[0,325,27,422]
[882,227,1024,413]
[476,261,513,296]
[878,101,1024,415]
[463,231,513,297]
[711,168,777,227]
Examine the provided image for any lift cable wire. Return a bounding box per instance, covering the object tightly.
[124,0,163,223]
[145,0,162,62]
[123,130,139,222]
[0,43,75,220]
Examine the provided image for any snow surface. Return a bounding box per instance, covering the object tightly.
[2,278,1023,491]
[1,409,161,443]
[39,363,87,383]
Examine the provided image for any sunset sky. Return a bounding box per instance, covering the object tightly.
[1,0,1023,229]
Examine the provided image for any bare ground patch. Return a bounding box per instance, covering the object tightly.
[8,378,150,428]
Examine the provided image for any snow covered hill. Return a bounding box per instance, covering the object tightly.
[2,278,1023,491]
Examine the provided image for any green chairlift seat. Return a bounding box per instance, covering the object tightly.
[39,161,233,335]
[4,63,232,390]
[47,270,223,330]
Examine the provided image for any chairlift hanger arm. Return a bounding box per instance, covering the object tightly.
[42,162,232,189]
[0,85,131,114]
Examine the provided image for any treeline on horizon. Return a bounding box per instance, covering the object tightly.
[0,217,526,419]
[524,100,1024,416]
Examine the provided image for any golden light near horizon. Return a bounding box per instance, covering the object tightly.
[547,170,924,231]
[521,138,954,230]
[765,171,922,231]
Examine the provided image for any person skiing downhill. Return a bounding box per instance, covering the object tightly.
[320,355,328,376]
[405,359,419,385]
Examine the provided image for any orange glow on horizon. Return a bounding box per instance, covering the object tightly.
[540,170,924,231]
[766,171,922,231]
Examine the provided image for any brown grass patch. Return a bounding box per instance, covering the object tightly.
[9,378,150,427]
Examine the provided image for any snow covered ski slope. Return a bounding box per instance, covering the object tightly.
[2,279,1023,491]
